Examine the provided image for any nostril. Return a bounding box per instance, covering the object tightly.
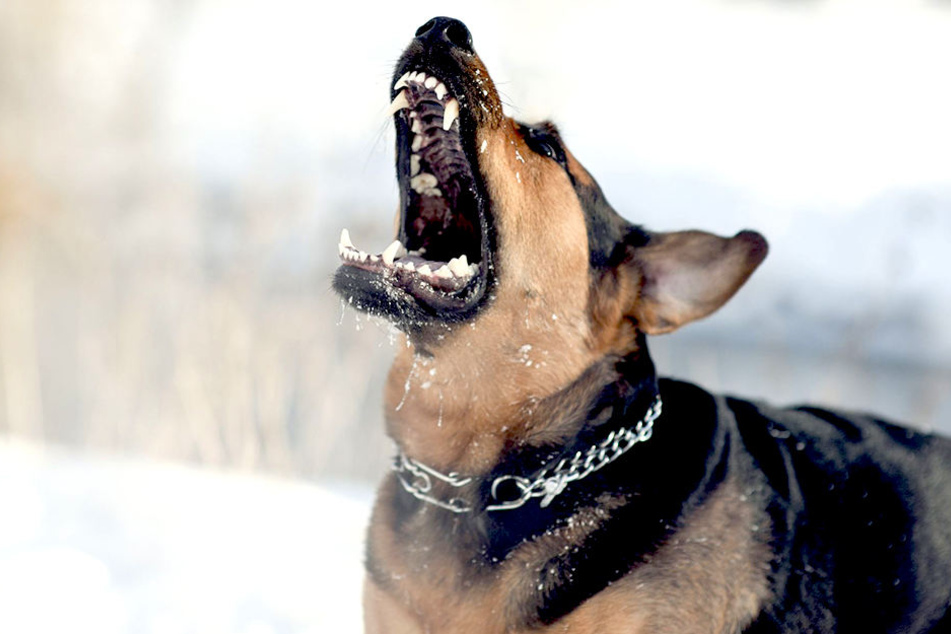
[444,21,472,51]
[415,18,436,38]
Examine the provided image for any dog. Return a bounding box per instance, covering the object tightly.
[333,17,951,633]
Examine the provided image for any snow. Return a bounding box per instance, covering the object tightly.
[0,441,371,634]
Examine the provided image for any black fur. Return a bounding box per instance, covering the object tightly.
[449,364,951,630]
[731,396,951,632]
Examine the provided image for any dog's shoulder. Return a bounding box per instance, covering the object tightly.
[676,381,951,632]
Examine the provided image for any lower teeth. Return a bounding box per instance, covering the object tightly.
[339,231,477,284]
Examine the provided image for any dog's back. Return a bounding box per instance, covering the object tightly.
[721,386,951,632]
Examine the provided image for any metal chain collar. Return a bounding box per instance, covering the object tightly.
[394,452,475,513]
[394,395,663,514]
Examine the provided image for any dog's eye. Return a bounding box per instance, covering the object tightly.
[534,140,557,159]
[523,128,567,166]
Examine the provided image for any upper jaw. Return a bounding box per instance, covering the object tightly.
[334,44,498,328]
[389,67,484,275]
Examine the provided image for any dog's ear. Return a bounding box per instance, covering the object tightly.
[631,229,768,335]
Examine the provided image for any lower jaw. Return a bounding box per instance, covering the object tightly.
[333,256,489,326]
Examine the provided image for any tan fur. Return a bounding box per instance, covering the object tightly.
[556,480,772,633]
[366,477,770,633]
[383,123,606,474]
[364,578,427,634]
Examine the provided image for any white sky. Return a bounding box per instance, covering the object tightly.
[169,0,951,210]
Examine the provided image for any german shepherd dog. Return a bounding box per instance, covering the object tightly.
[334,17,951,633]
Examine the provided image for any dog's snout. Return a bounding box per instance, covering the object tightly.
[415,17,473,52]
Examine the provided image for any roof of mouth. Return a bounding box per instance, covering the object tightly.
[390,70,483,267]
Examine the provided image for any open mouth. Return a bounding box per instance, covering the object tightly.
[336,63,492,324]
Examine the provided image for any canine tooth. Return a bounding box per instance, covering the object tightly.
[410,154,420,176]
[418,264,432,276]
[393,72,411,91]
[387,90,410,116]
[435,265,452,279]
[411,173,438,192]
[442,98,459,131]
[448,257,468,277]
[340,228,354,249]
[424,76,437,89]
[381,240,406,265]
[435,82,447,100]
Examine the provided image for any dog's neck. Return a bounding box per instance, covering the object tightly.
[383,315,651,477]
[377,340,732,590]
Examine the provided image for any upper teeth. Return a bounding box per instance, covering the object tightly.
[442,98,459,131]
[410,173,438,192]
[388,70,461,137]
[387,72,462,201]
[393,72,411,90]
[393,71,451,98]
[387,90,410,116]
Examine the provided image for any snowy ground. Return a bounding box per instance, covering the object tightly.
[0,440,371,634]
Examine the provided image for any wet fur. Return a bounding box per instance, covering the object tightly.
[347,18,951,634]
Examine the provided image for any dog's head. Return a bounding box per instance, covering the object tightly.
[335,17,767,365]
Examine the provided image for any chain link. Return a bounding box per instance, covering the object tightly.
[394,452,475,513]
[486,396,662,510]
[394,395,662,514]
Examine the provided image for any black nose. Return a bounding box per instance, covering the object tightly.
[415,17,473,52]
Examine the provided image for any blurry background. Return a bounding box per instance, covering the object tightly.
[0,1,949,632]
